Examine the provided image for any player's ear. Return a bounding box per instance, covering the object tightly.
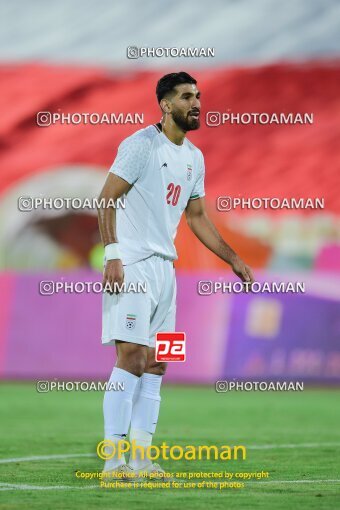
[160,98,171,115]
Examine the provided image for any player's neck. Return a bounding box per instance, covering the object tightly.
[161,118,186,146]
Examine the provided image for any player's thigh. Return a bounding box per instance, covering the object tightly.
[147,262,176,375]
[149,262,177,348]
[102,260,152,345]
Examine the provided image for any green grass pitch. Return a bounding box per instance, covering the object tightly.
[0,383,339,509]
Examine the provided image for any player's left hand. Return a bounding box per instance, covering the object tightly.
[231,256,255,285]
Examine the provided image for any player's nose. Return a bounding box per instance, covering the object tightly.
[192,97,201,109]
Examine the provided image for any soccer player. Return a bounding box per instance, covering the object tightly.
[97,72,254,478]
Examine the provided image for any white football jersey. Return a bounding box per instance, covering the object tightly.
[109,123,205,265]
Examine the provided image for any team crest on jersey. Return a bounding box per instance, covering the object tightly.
[126,314,136,330]
[187,164,193,181]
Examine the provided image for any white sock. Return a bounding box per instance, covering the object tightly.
[129,373,162,469]
[132,377,142,406]
[103,367,139,471]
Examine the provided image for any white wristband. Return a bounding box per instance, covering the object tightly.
[104,243,121,261]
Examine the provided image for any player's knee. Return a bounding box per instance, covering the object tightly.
[146,361,167,376]
[122,352,146,377]
[117,344,147,377]
[130,356,147,377]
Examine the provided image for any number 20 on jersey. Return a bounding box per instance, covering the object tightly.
[166,183,181,206]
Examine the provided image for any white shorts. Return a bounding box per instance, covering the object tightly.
[101,254,176,348]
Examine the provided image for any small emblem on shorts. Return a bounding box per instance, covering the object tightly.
[187,164,192,181]
[126,314,136,330]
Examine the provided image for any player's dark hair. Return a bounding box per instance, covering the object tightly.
[156,72,197,103]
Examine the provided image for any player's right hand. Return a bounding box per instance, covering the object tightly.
[103,259,124,295]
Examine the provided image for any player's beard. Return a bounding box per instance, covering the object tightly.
[171,108,200,132]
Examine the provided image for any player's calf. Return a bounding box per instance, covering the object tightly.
[128,350,165,471]
[103,342,148,472]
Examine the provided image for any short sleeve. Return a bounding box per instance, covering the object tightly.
[109,132,152,185]
[189,151,205,200]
